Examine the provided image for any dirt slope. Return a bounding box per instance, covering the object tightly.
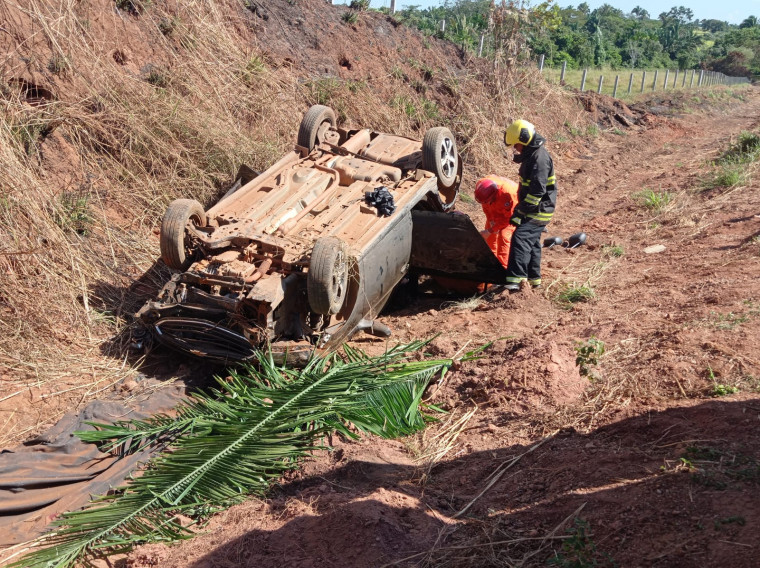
[0,0,518,448]
[119,90,760,567]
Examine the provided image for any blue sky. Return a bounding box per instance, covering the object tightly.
[346,0,759,25]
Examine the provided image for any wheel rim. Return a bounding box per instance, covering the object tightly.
[439,136,456,180]
[330,249,347,307]
[316,120,332,146]
[183,214,202,261]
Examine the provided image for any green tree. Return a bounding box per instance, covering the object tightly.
[740,16,758,29]
[657,6,701,67]
[701,19,729,33]
[631,6,649,20]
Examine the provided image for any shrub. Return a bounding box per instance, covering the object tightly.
[55,192,93,236]
[575,337,605,377]
[341,10,358,24]
[349,0,370,10]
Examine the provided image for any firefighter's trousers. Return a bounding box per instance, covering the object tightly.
[505,220,544,286]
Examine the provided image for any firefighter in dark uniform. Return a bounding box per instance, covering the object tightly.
[503,119,557,292]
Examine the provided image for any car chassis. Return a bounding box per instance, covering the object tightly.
[137,105,508,365]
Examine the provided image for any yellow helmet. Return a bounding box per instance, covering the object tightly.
[504,119,535,146]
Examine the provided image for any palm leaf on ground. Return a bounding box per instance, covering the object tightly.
[15,340,456,568]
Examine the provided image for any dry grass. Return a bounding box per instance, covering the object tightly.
[0,1,589,443]
[407,403,478,485]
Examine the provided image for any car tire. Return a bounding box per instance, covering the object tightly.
[160,198,206,271]
[422,127,458,188]
[308,236,349,315]
[298,105,337,152]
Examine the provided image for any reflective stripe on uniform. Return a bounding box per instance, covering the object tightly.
[506,276,525,284]
[511,216,522,225]
[528,278,542,286]
[547,175,556,184]
[527,212,553,221]
[524,194,540,205]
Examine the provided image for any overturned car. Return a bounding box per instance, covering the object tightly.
[137,105,508,364]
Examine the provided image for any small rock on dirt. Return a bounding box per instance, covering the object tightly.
[643,244,666,254]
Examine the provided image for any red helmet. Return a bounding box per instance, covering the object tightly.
[474,179,498,204]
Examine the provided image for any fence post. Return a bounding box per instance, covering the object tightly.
[627,72,633,94]
[640,70,646,93]
[440,19,445,33]
[663,69,669,90]
[682,70,687,88]
[580,68,588,91]
[538,54,545,72]
[652,69,658,90]
[690,69,695,88]
[698,70,704,86]
[597,74,604,94]
[560,60,567,83]
[478,33,485,56]
[613,74,619,98]
[390,0,395,14]
[673,69,678,89]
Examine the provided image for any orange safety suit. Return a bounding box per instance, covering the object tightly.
[480,175,519,268]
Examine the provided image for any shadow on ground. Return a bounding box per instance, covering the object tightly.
[172,398,760,568]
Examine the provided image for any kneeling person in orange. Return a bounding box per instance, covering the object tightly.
[474,176,519,268]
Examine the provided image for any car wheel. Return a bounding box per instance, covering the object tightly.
[160,198,206,271]
[422,127,458,188]
[308,236,349,315]
[298,105,337,152]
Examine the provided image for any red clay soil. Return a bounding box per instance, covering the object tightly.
[120,91,760,567]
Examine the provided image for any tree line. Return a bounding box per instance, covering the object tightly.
[374,1,760,78]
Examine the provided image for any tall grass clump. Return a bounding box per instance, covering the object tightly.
[554,283,595,308]
[633,188,673,212]
[703,131,760,190]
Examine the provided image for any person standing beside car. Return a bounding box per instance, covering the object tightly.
[474,176,519,268]
[503,119,557,292]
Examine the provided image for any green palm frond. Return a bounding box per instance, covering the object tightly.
[16,340,454,568]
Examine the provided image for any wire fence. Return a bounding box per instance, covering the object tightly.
[537,56,751,99]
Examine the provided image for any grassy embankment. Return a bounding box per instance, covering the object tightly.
[0,0,588,445]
